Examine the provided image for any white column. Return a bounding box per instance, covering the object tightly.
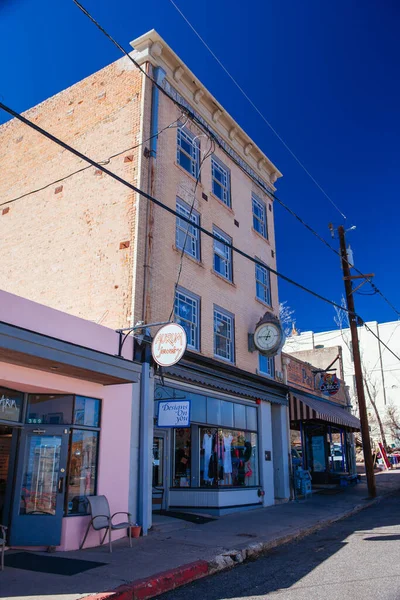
[271,403,290,500]
[259,401,274,506]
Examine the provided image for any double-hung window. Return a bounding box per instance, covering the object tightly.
[175,198,200,260]
[177,127,200,178]
[213,227,232,281]
[255,261,271,306]
[259,354,275,378]
[252,194,268,238]
[211,156,231,207]
[214,306,235,363]
[174,288,200,351]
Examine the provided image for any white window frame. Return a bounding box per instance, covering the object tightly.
[252,194,268,239]
[214,306,235,363]
[175,198,200,260]
[211,156,231,207]
[177,127,200,178]
[174,288,200,351]
[213,226,232,281]
[255,261,271,306]
[259,354,275,378]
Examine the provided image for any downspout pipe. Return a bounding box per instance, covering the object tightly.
[142,66,167,323]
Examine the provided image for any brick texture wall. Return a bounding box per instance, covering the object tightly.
[0,57,143,329]
[145,91,282,375]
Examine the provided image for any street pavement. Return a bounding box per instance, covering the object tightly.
[157,489,400,600]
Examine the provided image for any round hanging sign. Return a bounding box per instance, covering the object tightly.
[151,323,187,367]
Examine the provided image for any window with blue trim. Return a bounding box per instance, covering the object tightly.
[175,198,200,260]
[255,262,271,306]
[174,288,200,350]
[211,156,231,207]
[213,227,232,281]
[259,354,275,378]
[252,194,268,238]
[214,307,235,363]
[177,127,200,178]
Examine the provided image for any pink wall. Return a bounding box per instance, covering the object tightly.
[0,289,133,359]
[0,363,134,551]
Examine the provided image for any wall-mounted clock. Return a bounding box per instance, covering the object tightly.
[249,312,285,357]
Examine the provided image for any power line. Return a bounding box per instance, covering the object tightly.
[0,113,185,208]
[71,0,400,320]
[167,0,347,221]
[2,98,400,367]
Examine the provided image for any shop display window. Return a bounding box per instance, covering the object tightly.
[200,428,259,487]
[74,396,100,427]
[66,430,99,515]
[27,394,74,425]
[173,428,191,487]
[0,387,24,423]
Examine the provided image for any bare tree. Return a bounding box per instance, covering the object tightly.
[385,402,400,447]
[279,301,298,337]
[363,367,388,449]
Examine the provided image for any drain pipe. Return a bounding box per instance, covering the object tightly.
[141,65,167,324]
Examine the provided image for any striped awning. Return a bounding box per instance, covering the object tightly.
[289,392,360,430]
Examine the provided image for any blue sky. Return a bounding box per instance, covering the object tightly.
[1,0,399,332]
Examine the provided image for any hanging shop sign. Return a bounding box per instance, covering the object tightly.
[157,400,191,428]
[151,323,187,367]
[320,373,340,396]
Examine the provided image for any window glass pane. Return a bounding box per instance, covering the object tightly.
[246,406,257,431]
[152,437,164,486]
[67,430,99,515]
[0,387,24,423]
[74,397,100,427]
[176,200,200,259]
[20,434,61,515]
[259,354,274,377]
[27,394,73,425]
[234,403,246,429]
[174,290,199,350]
[200,428,259,487]
[173,428,191,487]
[214,309,234,362]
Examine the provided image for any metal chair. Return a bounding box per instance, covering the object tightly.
[0,525,7,571]
[80,495,134,553]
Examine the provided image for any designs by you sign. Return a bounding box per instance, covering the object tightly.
[151,323,187,367]
[157,400,191,428]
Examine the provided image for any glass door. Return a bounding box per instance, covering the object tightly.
[152,434,166,512]
[10,426,69,546]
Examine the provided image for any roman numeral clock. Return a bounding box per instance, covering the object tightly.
[248,311,285,357]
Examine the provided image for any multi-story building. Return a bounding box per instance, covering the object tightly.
[0,30,290,528]
[284,321,400,446]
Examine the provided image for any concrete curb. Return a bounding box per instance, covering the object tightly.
[82,491,394,600]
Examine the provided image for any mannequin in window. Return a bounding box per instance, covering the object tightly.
[223,432,233,485]
[202,429,213,484]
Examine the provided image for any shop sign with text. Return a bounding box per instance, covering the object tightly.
[151,323,187,367]
[320,373,340,396]
[286,359,314,391]
[157,400,191,428]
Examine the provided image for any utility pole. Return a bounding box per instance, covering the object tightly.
[338,225,376,498]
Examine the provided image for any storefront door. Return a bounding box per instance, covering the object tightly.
[152,432,167,512]
[10,426,69,546]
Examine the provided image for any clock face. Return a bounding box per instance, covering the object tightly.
[254,323,281,353]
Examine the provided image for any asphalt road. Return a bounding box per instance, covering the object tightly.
[157,491,400,600]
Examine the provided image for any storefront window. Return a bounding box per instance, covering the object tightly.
[173,428,191,487]
[66,430,99,515]
[74,397,100,427]
[200,428,259,487]
[0,387,24,423]
[27,394,74,425]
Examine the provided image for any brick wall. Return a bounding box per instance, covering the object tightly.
[146,91,282,376]
[0,57,143,329]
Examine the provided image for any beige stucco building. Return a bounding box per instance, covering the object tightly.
[0,31,291,516]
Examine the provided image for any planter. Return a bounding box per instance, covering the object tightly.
[130,525,142,538]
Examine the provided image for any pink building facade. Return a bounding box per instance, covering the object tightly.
[0,290,141,551]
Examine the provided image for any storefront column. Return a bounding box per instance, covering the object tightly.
[271,404,290,500]
[128,377,141,527]
[259,401,274,506]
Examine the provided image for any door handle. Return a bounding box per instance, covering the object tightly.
[58,477,64,493]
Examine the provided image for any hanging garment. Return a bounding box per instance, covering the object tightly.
[202,433,213,482]
[223,434,233,474]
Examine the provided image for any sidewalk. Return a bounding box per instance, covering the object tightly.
[2,470,400,600]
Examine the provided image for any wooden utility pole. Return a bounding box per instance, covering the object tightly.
[338,225,376,497]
